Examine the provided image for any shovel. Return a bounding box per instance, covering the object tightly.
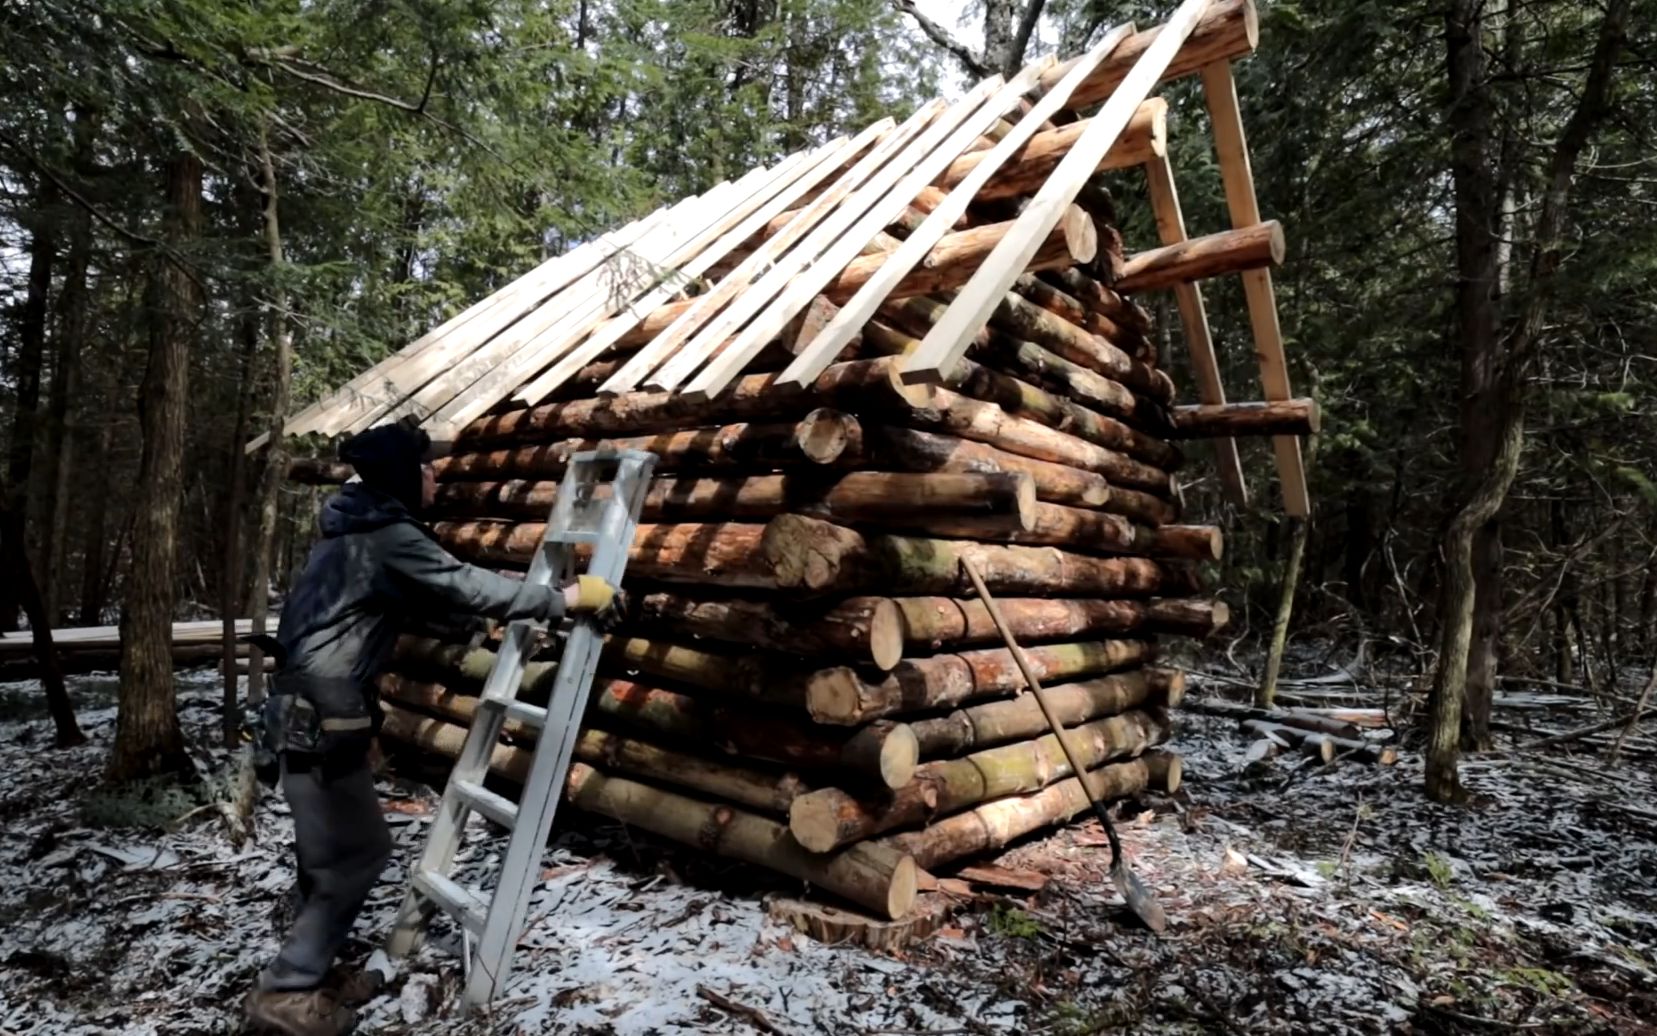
[960,558,1167,933]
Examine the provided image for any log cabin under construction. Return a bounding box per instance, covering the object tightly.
[263,0,1318,929]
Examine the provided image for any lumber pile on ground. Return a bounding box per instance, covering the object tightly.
[0,619,256,679]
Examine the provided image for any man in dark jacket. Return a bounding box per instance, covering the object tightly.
[245,420,621,1036]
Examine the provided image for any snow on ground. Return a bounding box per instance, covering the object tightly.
[1,665,1654,1034]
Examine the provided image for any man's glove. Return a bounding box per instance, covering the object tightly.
[564,575,627,630]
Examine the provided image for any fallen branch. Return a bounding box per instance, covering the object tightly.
[696,985,783,1034]
[1609,658,1657,763]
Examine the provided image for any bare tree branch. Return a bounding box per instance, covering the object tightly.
[891,0,990,79]
[1005,0,1049,76]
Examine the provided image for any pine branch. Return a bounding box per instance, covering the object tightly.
[891,0,990,79]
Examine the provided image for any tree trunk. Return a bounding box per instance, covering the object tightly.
[245,124,293,706]
[76,411,115,626]
[1427,0,1631,802]
[0,490,84,747]
[220,310,259,745]
[0,202,55,632]
[108,150,202,782]
[1259,516,1310,708]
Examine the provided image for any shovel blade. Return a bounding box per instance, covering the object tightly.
[1111,860,1167,934]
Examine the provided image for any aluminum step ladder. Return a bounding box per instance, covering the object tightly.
[386,448,656,1009]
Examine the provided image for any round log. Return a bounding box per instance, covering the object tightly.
[1170,399,1321,438]
[910,668,1185,757]
[805,639,1155,725]
[1038,266,1153,336]
[857,426,1111,510]
[636,593,906,671]
[940,101,1167,202]
[1038,0,1258,108]
[790,709,1170,851]
[434,519,777,587]
[1117,222,1284,294]
[759,514,1177,598]
[895,595,1223,651]
[875,750,1182,870]
[1152,525,1224,562]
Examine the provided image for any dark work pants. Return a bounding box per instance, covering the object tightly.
[260,753,393,991]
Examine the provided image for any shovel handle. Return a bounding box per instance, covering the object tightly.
[959,558,1122,862]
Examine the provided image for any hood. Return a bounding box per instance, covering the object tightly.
[317,483,420,538]
[339,420,431,513]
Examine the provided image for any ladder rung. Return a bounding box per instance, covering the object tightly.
[452,778,520,829]
[477,696,548,729]
[413,869,487,935]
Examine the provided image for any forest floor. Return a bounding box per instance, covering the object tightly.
[0,658,1654,1035]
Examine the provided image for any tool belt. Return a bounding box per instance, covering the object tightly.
[260,675,379,769]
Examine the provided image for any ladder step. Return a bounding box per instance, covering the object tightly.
[452,778,520,829]
[478,697,548,729]
[413,869,488,935]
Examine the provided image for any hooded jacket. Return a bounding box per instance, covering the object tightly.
[271,481,562,748]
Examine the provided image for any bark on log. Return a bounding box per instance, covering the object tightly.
[910,668,1185,757]
[435,519,777,587]
[854,426,1113,510]
[759,514,1178,597]
[870,303,1178,467]
[376,703,917,917]
[381,671,919,789]
[895,596,1225,651]
[918,506,1221,561]
[893,382,1174,494]
[790,710,1170,850]
[875,751,1181,870]
[433,471,1038,531]
[1183,698,1362,738]
[805,639,1154,725]
[565,763,918,919]
[436,411,861,480]
[1171,399,1320,438]
[636,592,906,671]
[1039,267,1153,336]
[1117,222,1284,294]
[982,291,1168,403]
[1012,274,1155,365]
[938,102,1166,201]
[1099,485,1180,527]
[454,358,902,447]
[379,698,810,815]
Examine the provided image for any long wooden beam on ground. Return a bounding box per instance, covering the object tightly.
[897,0,1216,387]
[776,28,1132,391]
[1142,150,1246,507]
[1201,59,1309,516]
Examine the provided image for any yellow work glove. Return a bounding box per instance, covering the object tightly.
[564,575,626,628]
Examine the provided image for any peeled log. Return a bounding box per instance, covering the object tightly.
[1171,399,1320,438]
[940,102,1166,202]
[1153,525,1224,562]
[895,382,1174,494]
[805,639,1154,725]
[1039,0,1258,110]
[910,668,1185,757]
[636,593,906,671]
[870,303,1178,468]
[895,596,1226,652]
[877,752,1182,870]
[435,519,776,587]
[791,710,1170,851]
[1099,485,1179,527]
[824,209,1097,301]
[1242,719,1335,763]
[454,358,902,447]
[1039,267,1152,336]
[378,699,809,816]
[435,411,861,480]
[433,471,1038,531]
[1012,274,1155,364]
[382,670,917,789]
[918,506,1220,561]
[1117,221,1284,294]
[760,514,1179,597]
[855,426,1112,510]
[565,764,918,919]
[982,291,1168,403]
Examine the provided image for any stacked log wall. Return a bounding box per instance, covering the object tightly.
[350,108,1276,923]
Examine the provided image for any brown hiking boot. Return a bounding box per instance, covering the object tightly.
[244,987,357,1036]
[324,964,386,1006]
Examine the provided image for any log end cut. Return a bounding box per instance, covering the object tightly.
[868,598,906,671]
[841,720,920,790]
[797,408,860,464]
[1143,750,1182,794]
